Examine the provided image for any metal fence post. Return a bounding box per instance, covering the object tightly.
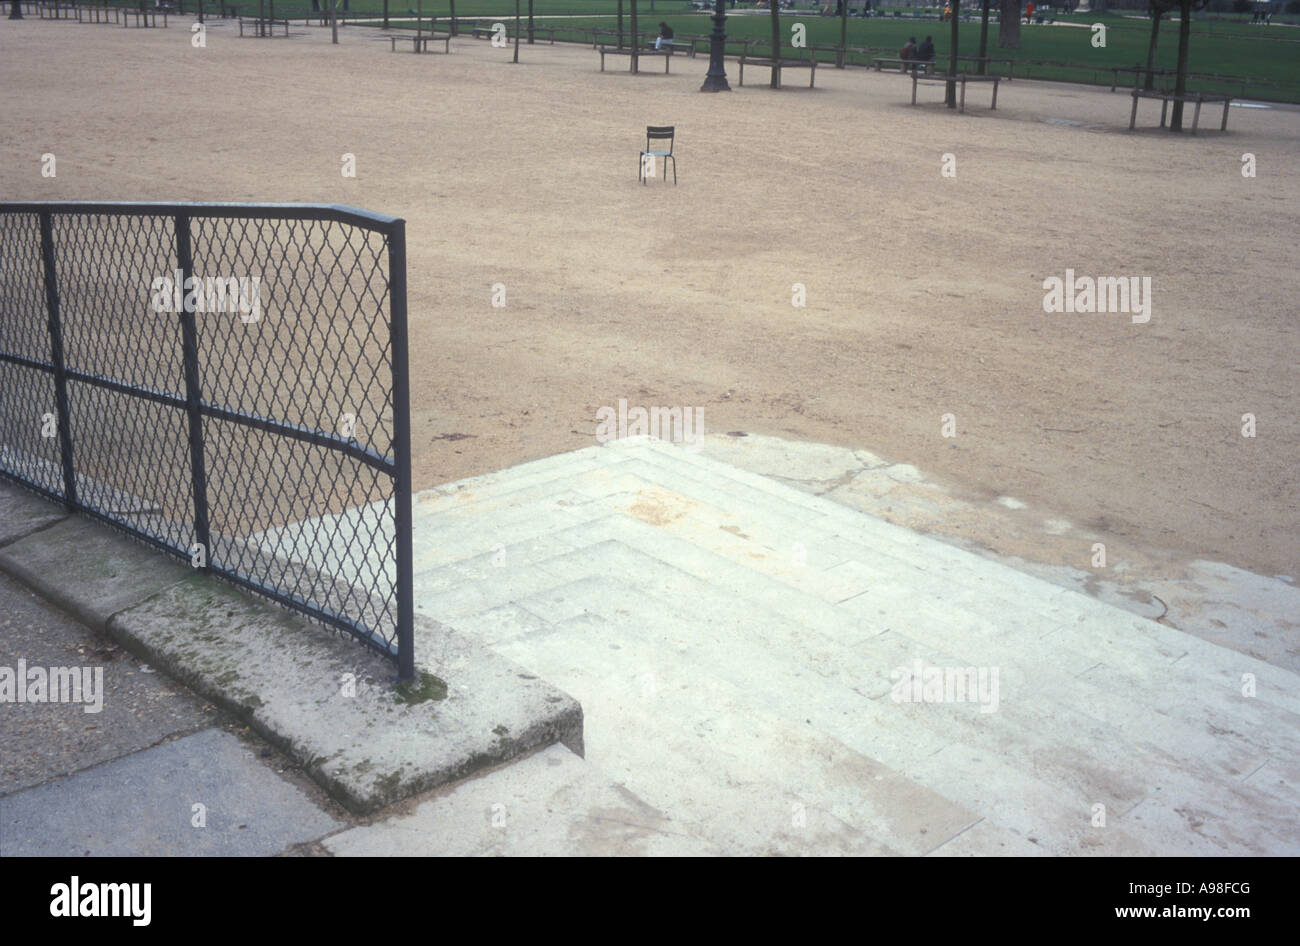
[388,220,415,681]
[174,213,212,569]
[38,211,78,509]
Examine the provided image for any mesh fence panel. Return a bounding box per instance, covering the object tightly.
[0,202,413,675]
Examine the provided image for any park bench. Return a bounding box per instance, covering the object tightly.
[120,6,166,25]
[469,21,556,44]
[75,2,116,22]
[907,71,1001,112]
[390,32,451,52]
[1128,89,1232,135]
[657,40,696,56]
[874,56,934,75]
[680,34,752,58]
[239,15,288,35]
[38,1,76,19]
[955,54,1015,78]
[1111,64,1171,93]
[599,46,676,73]
[738,55,817,89]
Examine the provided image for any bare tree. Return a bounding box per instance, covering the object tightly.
[977,0,991,73]
[998,0,1019,48]
[1168,0,1210,130]
[946,0,961,107]
[770,0,782,88]
[1144,0,1177,91]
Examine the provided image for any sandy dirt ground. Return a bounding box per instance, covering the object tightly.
[1,20,1297,583]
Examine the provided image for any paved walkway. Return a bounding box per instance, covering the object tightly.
[0,573,345,856]
[6,435,1298,855]
[312,437,1300,855]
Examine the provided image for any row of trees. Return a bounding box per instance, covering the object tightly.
[439,0,1205,131]
[763,0,1206,129]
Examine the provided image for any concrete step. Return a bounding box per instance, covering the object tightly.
[323,743,719,857]
[485,565,1295,853]
[291,439,1300,854]
[485,609,987,856]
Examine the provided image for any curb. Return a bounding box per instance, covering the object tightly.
[0,479,585,815]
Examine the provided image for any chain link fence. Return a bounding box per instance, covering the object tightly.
[0,202,414,678]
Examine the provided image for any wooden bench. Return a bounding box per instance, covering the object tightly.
[120,6,166,26]
[738,55,817,89]
[955,55,1015,79]
[658,40,696,57]
[38,1,76,19]
[1111,64,1171,93]
[390,32,451,53]
[470,22,555,44]
[599,46,675,73]
[908,72,1001,112]
[238,15,288,35]
[873,57,935,75]
[1128,89,1232,135]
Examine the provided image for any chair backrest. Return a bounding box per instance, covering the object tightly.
[646,126,675,153]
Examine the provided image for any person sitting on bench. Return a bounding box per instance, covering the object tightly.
[917,35,934,62]
[900,36,917,60]
[655,21,675,49]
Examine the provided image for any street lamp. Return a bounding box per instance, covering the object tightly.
[700,0,730,91]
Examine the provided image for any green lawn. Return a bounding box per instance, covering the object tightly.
[403,10,1300,97]
[110,0,1300,98]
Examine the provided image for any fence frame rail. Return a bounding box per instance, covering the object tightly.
[0,201,415,679]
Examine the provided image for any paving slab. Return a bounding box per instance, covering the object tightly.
[105,574,583,814]
[0,516,190,634]
[326,744,717,857]
[307,435,1300,855]
[0,571,217,796]
[0,480,70,546]
[0,727,342,856]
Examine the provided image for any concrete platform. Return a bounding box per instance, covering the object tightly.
[294,436,1300,855]
[0,728,342,857]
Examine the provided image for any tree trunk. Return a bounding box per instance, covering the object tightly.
[1169,0,1191,129]
[631,0,639,72]
[946,0,960,107]
[770,0,781,88]
[839,0,848,67]
[997,0,1019,48]
[1144,5,1162,91]
[528,0,533,43]
[513,0,520,62]
[618,0,623,47]
[978,0,990,73]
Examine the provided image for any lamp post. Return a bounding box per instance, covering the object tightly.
[700,0,730,91]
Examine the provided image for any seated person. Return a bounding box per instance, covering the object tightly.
[900,37,918,61]
[917,35,935,61]
[655,21,675,49]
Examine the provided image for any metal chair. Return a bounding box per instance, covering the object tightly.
[639,126,677,185]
